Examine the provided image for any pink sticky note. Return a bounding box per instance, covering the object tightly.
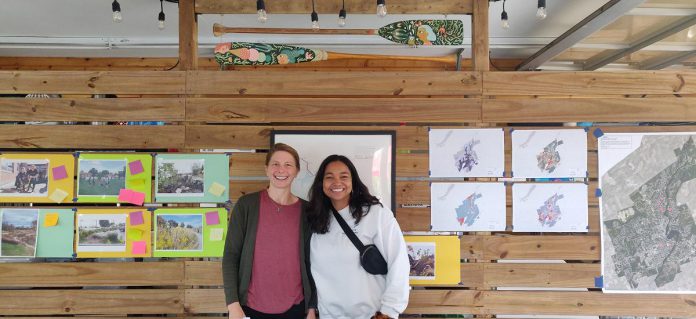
[132,241,147,255]
[205,211,220,225]
[129,211,144,226]
[118,189,145,206]
[51,165,68,180]
[128,160,144,175]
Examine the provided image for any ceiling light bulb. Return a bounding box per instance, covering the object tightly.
[376,0,387,17]
[338,9,346,27]
[501,11,510,29]
[112,0,122,23]
[311,11,320,30]
[158,11,165,30]
[536,0,547,20]
[256,0,267,23]
[688,26,695,39]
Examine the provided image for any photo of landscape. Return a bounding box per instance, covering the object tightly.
[1,209,38,257]
[77,213,126,252]
[156,214,203,251]
[157,159,205,196]
[78,159,127,196]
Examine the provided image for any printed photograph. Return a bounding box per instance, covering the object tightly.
[78,159,127,196]
[0,159,49,196]
[407,242,436,280]
[1,209,39,257]
[157,159,205,196]
[77,214,126,252]
[155,214,203,251]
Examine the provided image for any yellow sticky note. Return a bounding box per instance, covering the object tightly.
[130,178,146,186]
[208,182,226,197]
[210,228,224,241]
[127,228,144,241]
[44,213,59,227]
[49,189,69,203]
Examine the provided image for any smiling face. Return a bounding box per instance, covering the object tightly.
[322,160,353,210]
[265,150,299,190]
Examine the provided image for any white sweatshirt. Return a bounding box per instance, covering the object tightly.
[310,204,410,319]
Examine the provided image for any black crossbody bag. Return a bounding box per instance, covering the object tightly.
[331,207,388,275]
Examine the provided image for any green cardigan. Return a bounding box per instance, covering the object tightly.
[222,191,316,311]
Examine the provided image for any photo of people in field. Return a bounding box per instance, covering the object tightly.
[156,159,205,196]
[0,209,38,257]
[407,242,436,280]
[0,159,49,197]
[78,160,127,197]
[76,214,126,252]
[155,214,203,251]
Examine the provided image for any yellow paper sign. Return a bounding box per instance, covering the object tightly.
[210,228,224,241]
[208,182,226,197]
[49,188,69,203]
[127,228,144,241]
[44,213,59,227]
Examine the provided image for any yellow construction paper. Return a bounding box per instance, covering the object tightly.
[44,213,59,227]
[404,235,461,285]
[210,228,224,241]
[208,182,226,197]
[49,188,69,203]
[128,228,144,241]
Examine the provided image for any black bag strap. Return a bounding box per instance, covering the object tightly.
[330,206,366,252]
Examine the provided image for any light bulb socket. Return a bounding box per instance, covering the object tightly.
[158,11,165,22]
[537,0,546,9]
[339,8,346,19]
[112,0,121,12]
[311,11,319,22]
[501,10,508,21]
[257,0,265,11]
[377,0,385,6]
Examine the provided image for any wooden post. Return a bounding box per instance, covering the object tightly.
[179,0,198,70]
[472,0,490,71]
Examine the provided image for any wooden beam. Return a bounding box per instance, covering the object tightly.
[461,235,601,260]
[0,98,184,122]
[0,71,185,95]
[195,0,473,14]
[179,0,198,70]
[0,125,185,149]
[472,0,490,71]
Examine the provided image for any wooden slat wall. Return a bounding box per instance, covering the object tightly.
[1,70,696,318]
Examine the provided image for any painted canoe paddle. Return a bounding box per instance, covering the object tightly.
[213,19,464,46]
[214,42,459,67]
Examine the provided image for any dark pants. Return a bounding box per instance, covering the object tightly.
[242,301,305,319]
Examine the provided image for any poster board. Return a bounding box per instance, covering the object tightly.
[512,183,588,233]
[76,153,152,204]
[404,235,461,285]
[37,209,74,258]
[75,209,151,258]
[0,153,74,203]
[429,128,505,178]
[511,129,588,178]
[155,154,229,203]
[430,182,506,232]
[153,208,227,257]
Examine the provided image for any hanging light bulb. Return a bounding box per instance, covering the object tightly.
[257,0,268,23]
[688,26,695,39]
[376,0,387,17]
[501,0,509,29]
[112,0,122,23]
[338,0,346,27]
[536,0,547,20]
[157,0,165,30]
[311,0,319,30]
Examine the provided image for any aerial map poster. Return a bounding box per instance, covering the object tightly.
[430,182,506,231]
[512,183,588,233]
[429,128,505,178]
[599,132,696,293]
[511,129,588,178]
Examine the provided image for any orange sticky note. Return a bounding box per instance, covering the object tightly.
[44,213,59,227]
[49,189,69,203]
[208,182,226,197]
[132,241,147,255]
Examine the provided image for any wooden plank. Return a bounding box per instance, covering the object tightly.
[481,263,599,288]
[185,261,222,286]
[472,0,490,71]
[179,0,198,70]
[0,71,185,94]
[483,97,696,122]
[461,235,600,260]
[0,289,183,315]
[460,263,485,287]
[186,98,481,123]
[0,262,184,287]
[186,71,481,96]
[186,125,431,150]
[195,0,473,14]
[0,125,185,149]
[406,290,479,314]
[230,180,268,202]
[0,98,185,121]
[184,289,226,313]
[483,71,696,96]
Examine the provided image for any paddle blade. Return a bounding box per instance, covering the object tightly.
[377,19,463,46]
[214,42,327,66]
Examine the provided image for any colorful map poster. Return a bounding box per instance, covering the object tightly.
[430,182,506,231]
[404,235,460,285]
[599,132,696,293]
[512,183,588,233]
[512,129,588,178]
[429,128,505,178]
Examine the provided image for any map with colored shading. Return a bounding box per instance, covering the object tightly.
[455,193,482,226]
[537,193,563,227]
[536,139,563,173]
[454,138,480,173]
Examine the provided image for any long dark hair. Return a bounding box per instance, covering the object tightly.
[307,155,381,234]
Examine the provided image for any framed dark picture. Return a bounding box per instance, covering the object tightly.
[271,130,396,212]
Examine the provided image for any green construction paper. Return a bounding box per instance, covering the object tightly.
[154,154,229,203]
[36,210,74,258]
[152,208,227,257]
[76,153,153,203]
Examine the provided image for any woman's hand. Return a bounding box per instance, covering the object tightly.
[370,312,392,319]
[227,302,246,319]
[306,308,317,319]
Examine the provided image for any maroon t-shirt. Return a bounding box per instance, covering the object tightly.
[246,190,304,313]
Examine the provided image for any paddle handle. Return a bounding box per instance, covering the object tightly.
[327,52,458,64]
[213,23,375,37]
